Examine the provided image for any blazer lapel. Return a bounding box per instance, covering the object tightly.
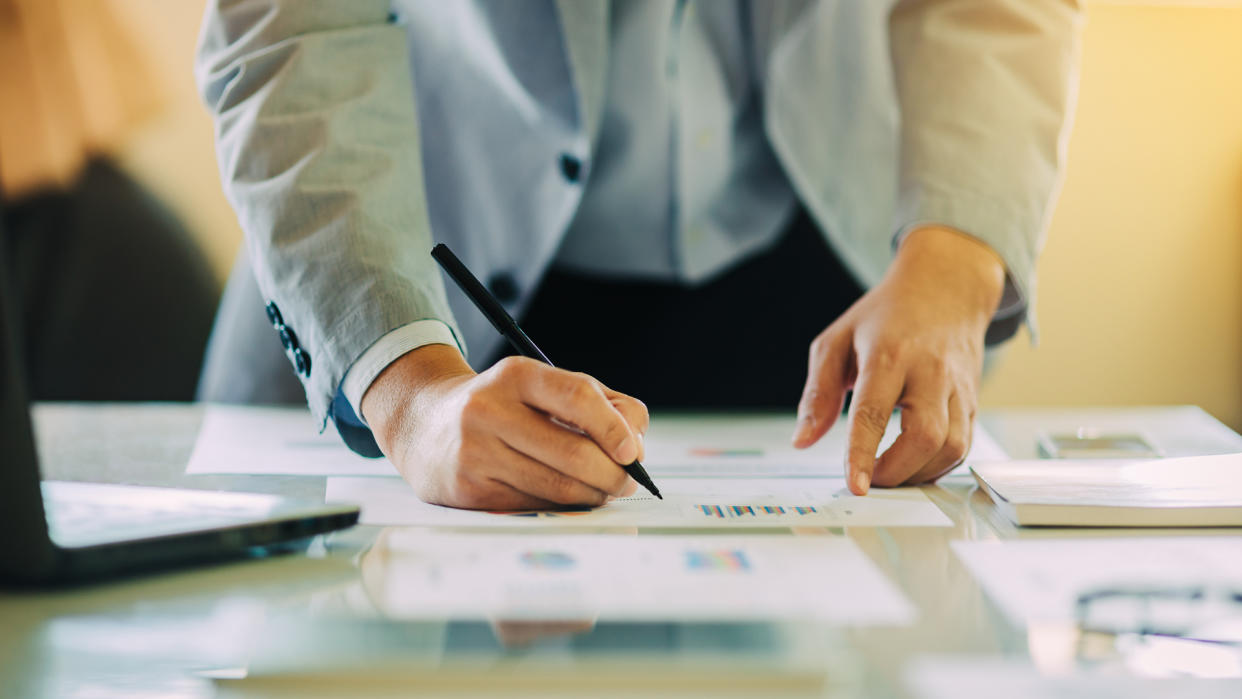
[555,0,609,146]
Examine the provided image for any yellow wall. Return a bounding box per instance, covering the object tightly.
[107,0,242,279]
[106,2,1242,430]
[979,4,1242,431]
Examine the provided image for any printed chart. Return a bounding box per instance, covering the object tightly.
[325,476,953,528]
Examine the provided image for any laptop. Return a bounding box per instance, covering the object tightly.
[0,212,360,586]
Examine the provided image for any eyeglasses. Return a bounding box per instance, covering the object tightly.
[1076,586,1242,645]
[1072,586,1242,678]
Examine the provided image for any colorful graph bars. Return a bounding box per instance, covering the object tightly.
[695,505,820,518]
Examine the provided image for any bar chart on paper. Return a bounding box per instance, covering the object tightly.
[324,477,953,528]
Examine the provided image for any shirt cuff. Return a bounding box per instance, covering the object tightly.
[340,319,463,425]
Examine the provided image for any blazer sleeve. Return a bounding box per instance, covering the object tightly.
[888,0,1083,343]
[195,0,465,440]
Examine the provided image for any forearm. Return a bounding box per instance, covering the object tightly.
[196,0,462,427]
[889,0,1084,338]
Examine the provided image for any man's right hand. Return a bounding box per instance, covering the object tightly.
[360,344,647,510]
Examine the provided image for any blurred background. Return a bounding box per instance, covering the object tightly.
[12,0,1242,429]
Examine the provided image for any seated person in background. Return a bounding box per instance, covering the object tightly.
[195,0,1081,509]
[1,0,217,401]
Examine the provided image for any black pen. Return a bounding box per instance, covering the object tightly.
[431,243,663,500]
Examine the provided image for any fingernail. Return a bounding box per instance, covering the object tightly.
[852,470,871,495]
[616,436,637,464]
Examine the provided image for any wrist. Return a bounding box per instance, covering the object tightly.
[360,344,474,451]
[892,225,1006,323]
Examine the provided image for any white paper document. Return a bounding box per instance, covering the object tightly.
[356,531,916,624]
[952,537,1242,625]
[186,405,396,477]
[325,476,953,528]
[972,454,1242,526]
[642,413,1007,478]
[186,406,1005,478]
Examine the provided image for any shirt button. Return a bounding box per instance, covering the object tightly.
[488,272,520,304]
[265,302,283,328]
[559,153,582,183]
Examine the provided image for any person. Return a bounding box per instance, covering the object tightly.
[2,0,218,402]
[195,0,1082,510]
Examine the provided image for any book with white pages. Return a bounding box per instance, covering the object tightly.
[971,453,1242,527]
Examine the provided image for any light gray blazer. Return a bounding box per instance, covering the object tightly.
[196,0,1082,447]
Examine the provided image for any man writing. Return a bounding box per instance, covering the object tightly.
[196,0,1081,509]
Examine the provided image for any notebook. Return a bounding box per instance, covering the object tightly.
[971,454,1242,527]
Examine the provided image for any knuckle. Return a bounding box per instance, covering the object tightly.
[907,427,943,455]
[547,471,595,506]
[565,439,596,467]
[871,471,902,488]
[627,397,650,431]
[493,355,529,381]
[809,332,831,358]
[562,377,593,409]
[865,342,904,371]
[853,404,891,433]
[459,392,495,425]
[922,355,949,380]
[600,417,628,449]
[944,435,969,461]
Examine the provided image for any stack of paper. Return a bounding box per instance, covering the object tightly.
[972,454,1242,526]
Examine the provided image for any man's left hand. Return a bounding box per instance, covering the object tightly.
[792,225,1007,495]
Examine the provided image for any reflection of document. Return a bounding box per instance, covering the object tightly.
[952,537,1242,624]
[642,413,1007,478]
[186,405,395,476]
[904,658,1242,698]
[359,531,915,624]
[325,477,953,528]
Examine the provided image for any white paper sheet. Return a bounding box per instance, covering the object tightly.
[355,531,916,624]
[952,537,1242,625]
[325,476,953,528]
[641,413,1007,478]
[186,405,396,477]
[186,405,1005,479]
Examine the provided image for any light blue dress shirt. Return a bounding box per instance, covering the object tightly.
[342,0,802,417]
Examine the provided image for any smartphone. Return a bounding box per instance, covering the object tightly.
[1036,431,1163,459]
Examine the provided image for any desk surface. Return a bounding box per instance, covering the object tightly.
[3,404,1241,698]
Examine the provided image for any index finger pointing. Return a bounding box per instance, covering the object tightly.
[845,367,903,495]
